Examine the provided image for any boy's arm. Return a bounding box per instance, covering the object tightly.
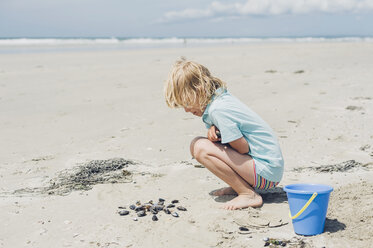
[229,137,249,154]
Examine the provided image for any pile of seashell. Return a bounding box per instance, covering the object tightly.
[117,198,187,221]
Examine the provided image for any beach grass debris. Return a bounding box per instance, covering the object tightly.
[293,160,372,173]
[351,96,372,100]
[30,155,55,162]
[294,70,305,74]
[194,164,205,168]
[44,158,135,195]
[180,160,205,168]
[346,105,363,111]
[13,158,136,196]
[234,217,288,229]
[359,144,371,151]
[263,237,310,248]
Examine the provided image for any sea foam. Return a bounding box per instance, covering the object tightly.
[0,37,372,46]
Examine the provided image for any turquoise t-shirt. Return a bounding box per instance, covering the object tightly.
[202,88,284,182]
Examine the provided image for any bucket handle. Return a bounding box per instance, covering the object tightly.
[289,192,318,219]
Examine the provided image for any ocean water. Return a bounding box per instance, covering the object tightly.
[0,37,372,54]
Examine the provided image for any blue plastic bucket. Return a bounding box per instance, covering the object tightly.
[284,184,333,235]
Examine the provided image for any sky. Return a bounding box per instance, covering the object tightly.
[1,0,373,38]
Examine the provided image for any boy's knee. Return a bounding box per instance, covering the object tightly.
[190,137,210,160]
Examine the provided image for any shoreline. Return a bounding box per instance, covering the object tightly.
[1,37,373,55]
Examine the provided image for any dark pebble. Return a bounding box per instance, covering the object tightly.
[152,215,158,221]
[118,206,126,209]
[171,212,179,217]
[177,206,187,211]
[158,198,165,202]
[171,200,179,204]
[148,200,154,204]
[129,205,136,210]
[167,204,175,208]
[135,201,141,206]
[164,208,171,214]
[239,227,249,231]
[264,242,270,247]
[137,210,146,217]
[281,242,287,247]
[118,210,129,216]
[157,201,164,206]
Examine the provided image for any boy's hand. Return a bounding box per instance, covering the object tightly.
[207,125,221,142]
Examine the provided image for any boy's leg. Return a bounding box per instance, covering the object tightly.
[190,137,262,209]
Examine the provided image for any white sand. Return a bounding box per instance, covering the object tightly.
[0,42,372,247]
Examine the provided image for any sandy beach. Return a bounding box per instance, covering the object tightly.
[0,42,372,247]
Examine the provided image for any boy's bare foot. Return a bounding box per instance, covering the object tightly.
[210,187,237,196]
[223,193,263,210]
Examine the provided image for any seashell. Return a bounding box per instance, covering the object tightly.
[171,212,179,217]
[154,204,164,211]
[133,218,138,221]
[157,201,164,206]
[164,208,171,214]
[148,200,154,204]
[167,204,175,208]
[143,203,152,210]
[150,208,158,215]
[177,206,187,211]
[118,210,129,216]
[137,210,146,217]
[171,200,179,204]
[152,215,158,221]
[129,205,136,210]
[135,205,145,212]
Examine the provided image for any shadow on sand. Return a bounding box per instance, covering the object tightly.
[324,218,346,233]
[210,187,288,204]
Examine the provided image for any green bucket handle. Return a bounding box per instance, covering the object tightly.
[289,192,318,219]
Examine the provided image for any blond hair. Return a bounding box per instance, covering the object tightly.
[164,59,226,110]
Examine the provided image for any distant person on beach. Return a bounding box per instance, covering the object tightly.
[164,59,284,210]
